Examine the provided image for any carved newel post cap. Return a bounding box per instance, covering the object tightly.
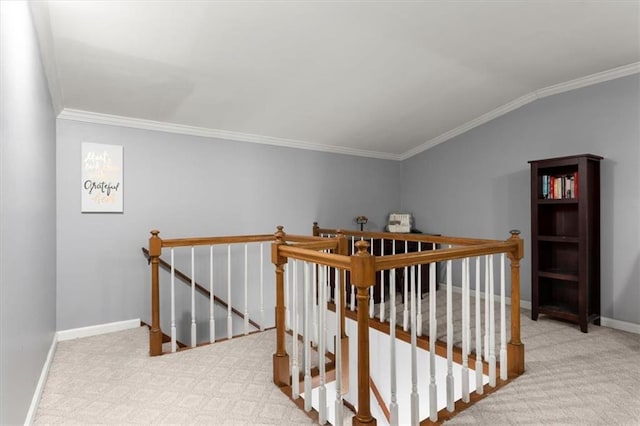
[275,225,285,241]
[354,239,370,256]
[510,229,521,236]
[150,230,160,237]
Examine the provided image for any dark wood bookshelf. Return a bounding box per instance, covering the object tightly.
[529,154,602,332]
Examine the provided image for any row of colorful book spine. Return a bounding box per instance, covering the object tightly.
[541,172,578,199]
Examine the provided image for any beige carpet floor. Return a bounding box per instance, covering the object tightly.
[35,300,640,425]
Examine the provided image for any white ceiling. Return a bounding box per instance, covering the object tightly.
[32,1,640,159]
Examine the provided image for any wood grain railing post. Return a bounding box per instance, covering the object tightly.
[271,225,290,387]
[313,221,320,237]
[351,240,377,426]
[149,230,163,356]
[336,229,350,394]
[507,230,525,378]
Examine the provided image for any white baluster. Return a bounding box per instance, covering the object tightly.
[209,246,215,344]
[389,269,398,426]
[410,266,419,425]
[304,262,312,411]
[334,267,343,426]
[312,261,318,346]
[318,263,327,424]
[191,247,196,348]
[403,240,409,332]
[170,248,176,353]
[484,255,489,361]
[417,242,423,336]
[429,261,437,421]
[285,261,291,330]
[500,253,507,381]
[475,257,484,394]
[244,244,249,335]
[379,238,386,323]
[292,260,299,399]
[461,257,470,403]
[227,244,232,340]
[350,236,355,311]
[489,255,496,387]
[260,243,264,331]
[446,257,454,412]
[369,238,375,318]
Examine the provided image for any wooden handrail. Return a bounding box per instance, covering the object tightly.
[141,247,261,330]
[314,224,499,246]
[279,245,351,270]
[374,241,518,271]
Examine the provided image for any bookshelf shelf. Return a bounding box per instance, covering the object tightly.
[529,154,602,333]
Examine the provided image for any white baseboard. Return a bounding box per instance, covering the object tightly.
[440,283,532,310]
[600,317,640,335]
[442,283,639,335]
[56,318,141,341]
[24,335,56,426]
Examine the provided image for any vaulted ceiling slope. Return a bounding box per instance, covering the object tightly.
[31,1,640,159]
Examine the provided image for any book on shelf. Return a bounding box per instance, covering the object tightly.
[541,172,578,200]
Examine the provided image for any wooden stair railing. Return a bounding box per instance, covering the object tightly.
[271,224,525,425]
[141,247,261,330]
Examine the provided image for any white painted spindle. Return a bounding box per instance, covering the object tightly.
[484,255,490,361]
[429,261,437,421]
[312,261,318,346]
[292,260,299,399]
[191,247,196,348]
[170,248,176,353]
[461,257,470,403]
[227,244,232,340]
[319,263,327,424]
[489,255,496,387]
[260,243,264,331]
[410,267,419,425]
[475,256,484,394]
[403,240,409,331]
[334,267,343,426]
[389,269,398,426]
[500,253,507,380]
[285,262,291,330]
[446,256,454,411]
[244,244,249,335]
[350,236,355,311]
[369,238,375,318]
[304,262,312,411]
[417,242,423,336]
[379,238,386,323]
[209,246,215,344]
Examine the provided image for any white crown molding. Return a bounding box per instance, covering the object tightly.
[58,63,639,162]
[400,62,640,161]
[58,109,402,161]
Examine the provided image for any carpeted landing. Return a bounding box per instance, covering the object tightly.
[35,306,640,425]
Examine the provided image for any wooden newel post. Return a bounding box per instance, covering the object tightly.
[149,230,163,356]
[313,221,320,237]
[351,240,377,426]
[271,225,290,387]
[507,230,525,378]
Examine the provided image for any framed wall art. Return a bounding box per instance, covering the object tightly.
[81,142,123,213]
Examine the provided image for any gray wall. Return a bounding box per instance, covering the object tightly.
[56,119,401,330]
[401,74,640,326]
[0,1,57,424]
